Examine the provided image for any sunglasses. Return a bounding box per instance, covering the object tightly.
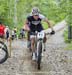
[34,15,39,16]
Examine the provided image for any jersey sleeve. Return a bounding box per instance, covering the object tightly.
[26,16,31,25]
[27,16,30,21]
[39,14,46,21]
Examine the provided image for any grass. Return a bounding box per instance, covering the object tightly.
[65,43,72,50]
[63,29,68,42]
[63,28,72,50]
[63,29,72,43]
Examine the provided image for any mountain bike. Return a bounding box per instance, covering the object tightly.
[35,31,45,70]
[31,30,55,70]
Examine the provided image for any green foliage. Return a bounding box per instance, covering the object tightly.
[0,0,70,29]
[63,27,72,43]
[42,22,48,29]
[65,0,72,26]
[63,29,69,43]
[63,0,72,43]
[65,43,72,50]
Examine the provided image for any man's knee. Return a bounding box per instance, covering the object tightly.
[43,36,47,43]
[31,38,35,45]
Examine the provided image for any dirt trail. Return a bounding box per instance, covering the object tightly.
[0,21,72,75]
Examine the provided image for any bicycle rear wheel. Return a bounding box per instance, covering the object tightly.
[37,42,42,70]
[0,41,8,64]
[0,41,7,50]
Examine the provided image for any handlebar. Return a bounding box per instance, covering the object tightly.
[45,30,55,35]
[27,30,55,36]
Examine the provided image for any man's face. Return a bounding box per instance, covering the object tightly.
[33,15,39,20]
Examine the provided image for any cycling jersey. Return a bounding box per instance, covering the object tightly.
[27,14,46,32]
[0,24,5,36]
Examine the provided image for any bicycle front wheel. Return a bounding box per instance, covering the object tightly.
[37,42,42,70]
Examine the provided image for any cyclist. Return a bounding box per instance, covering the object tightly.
[20,28,25,39]
[24,7,55,60]
[11,30,15,40]
[4,26,10,41]
[14,27,17,39]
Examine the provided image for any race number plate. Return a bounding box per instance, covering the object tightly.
[37,31,45,39]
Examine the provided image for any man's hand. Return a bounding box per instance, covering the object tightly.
[44,18,54,30]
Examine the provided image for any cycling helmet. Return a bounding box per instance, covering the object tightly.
[32,7,39,16]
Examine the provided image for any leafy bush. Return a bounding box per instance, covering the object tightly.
[0,0,67,29]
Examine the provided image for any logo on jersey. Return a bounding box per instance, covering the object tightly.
[32,21,41,25]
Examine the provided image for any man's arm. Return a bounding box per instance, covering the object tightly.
[39,14,54,31]
[44,18,55,34]
[44,18,54,31]
[24,19,30,31]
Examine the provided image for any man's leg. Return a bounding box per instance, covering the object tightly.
[30,35,36,61]
[27,32,31,49]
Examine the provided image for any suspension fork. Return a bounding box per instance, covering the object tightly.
[36,40,43,56]
[43,42,46,51]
